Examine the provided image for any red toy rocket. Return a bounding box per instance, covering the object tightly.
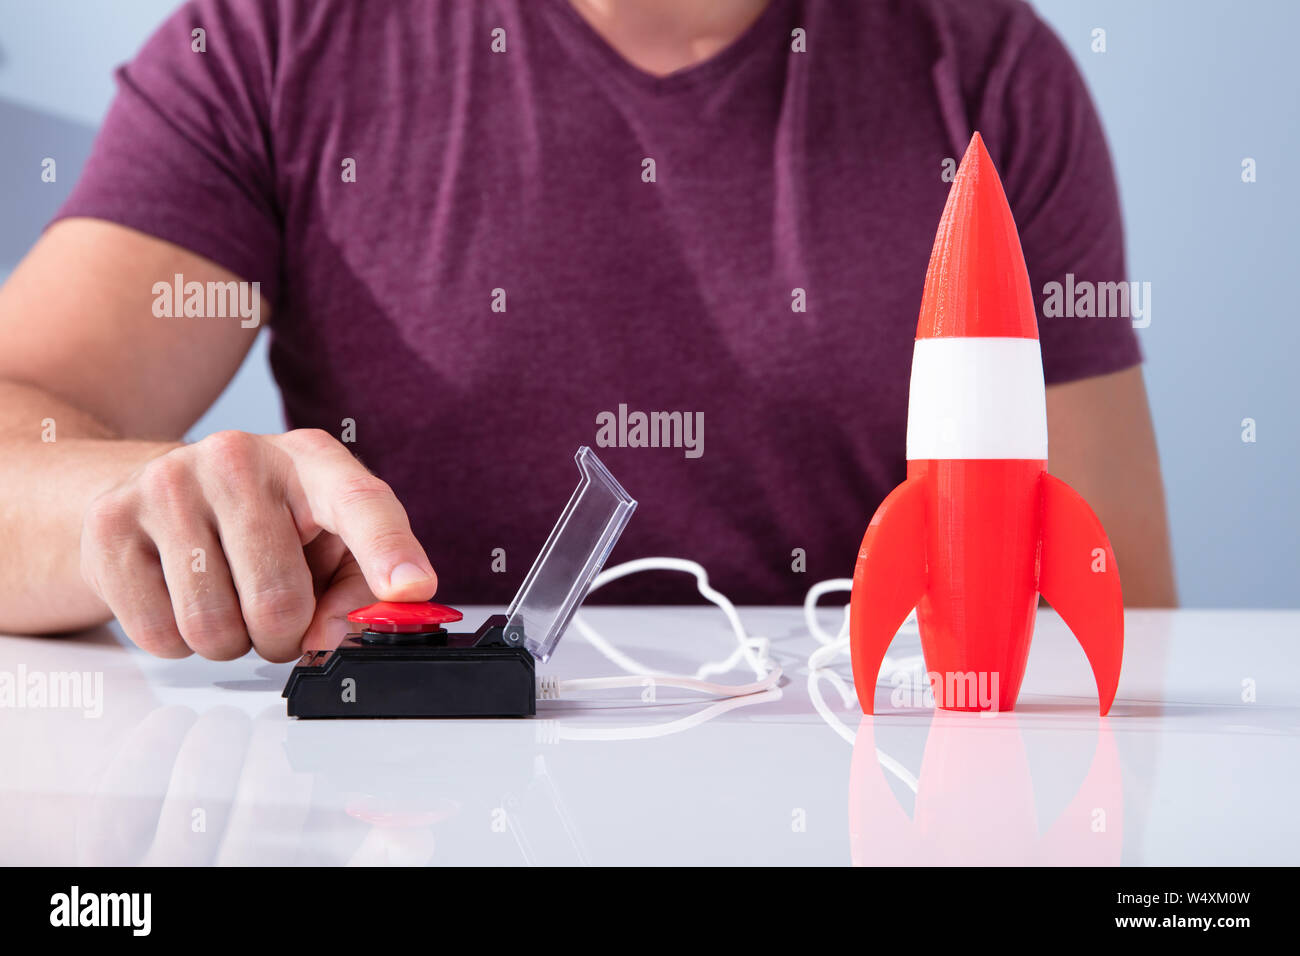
[850,133,1124,715]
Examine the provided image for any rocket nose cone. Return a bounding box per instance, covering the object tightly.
[917,132,1039,339]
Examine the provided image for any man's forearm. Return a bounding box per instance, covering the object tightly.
[1045,368,1178,608]
[0,380,179,632]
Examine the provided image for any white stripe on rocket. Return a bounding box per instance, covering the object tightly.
[905,337,1048,461]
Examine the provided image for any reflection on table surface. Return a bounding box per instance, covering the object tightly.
[2,607,1297,865]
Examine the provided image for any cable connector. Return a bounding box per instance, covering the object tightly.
[536,674,562,700]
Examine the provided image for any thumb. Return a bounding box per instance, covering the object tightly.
[301,554,376,651]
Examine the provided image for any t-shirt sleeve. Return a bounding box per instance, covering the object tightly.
[983,13,1143,384]
[51,0,283,307]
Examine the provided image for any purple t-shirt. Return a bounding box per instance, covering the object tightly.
[56,0,1141,604]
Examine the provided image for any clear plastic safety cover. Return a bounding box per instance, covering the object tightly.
[504,447,636,661]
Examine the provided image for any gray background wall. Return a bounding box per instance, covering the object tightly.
[1,1,1296,607]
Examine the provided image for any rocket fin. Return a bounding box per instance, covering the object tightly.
[850,476,929,714]
[1038,473,1125,715]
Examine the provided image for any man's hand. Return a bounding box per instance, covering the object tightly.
[79,428,437,662]
[0,221,442,647]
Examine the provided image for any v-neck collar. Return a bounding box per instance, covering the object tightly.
[535,0,793,95]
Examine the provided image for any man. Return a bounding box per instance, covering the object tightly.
[0,0,1176,663]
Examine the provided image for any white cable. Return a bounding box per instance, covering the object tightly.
[806,669,919,793]
[538,669,781,701]
[581,557,772,679]
[807,660,857,709]
[544,559,920,707]
[542,557,779,704]
[542,559,923,794]
[801,579,925,684]
[807,637,851,672]
[535,688,783,742]
[804,577,853,645]
[802,583,924,792]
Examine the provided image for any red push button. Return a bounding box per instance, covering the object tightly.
[347,601,463,633]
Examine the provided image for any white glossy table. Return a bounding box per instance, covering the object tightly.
[2,607,1297,866]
